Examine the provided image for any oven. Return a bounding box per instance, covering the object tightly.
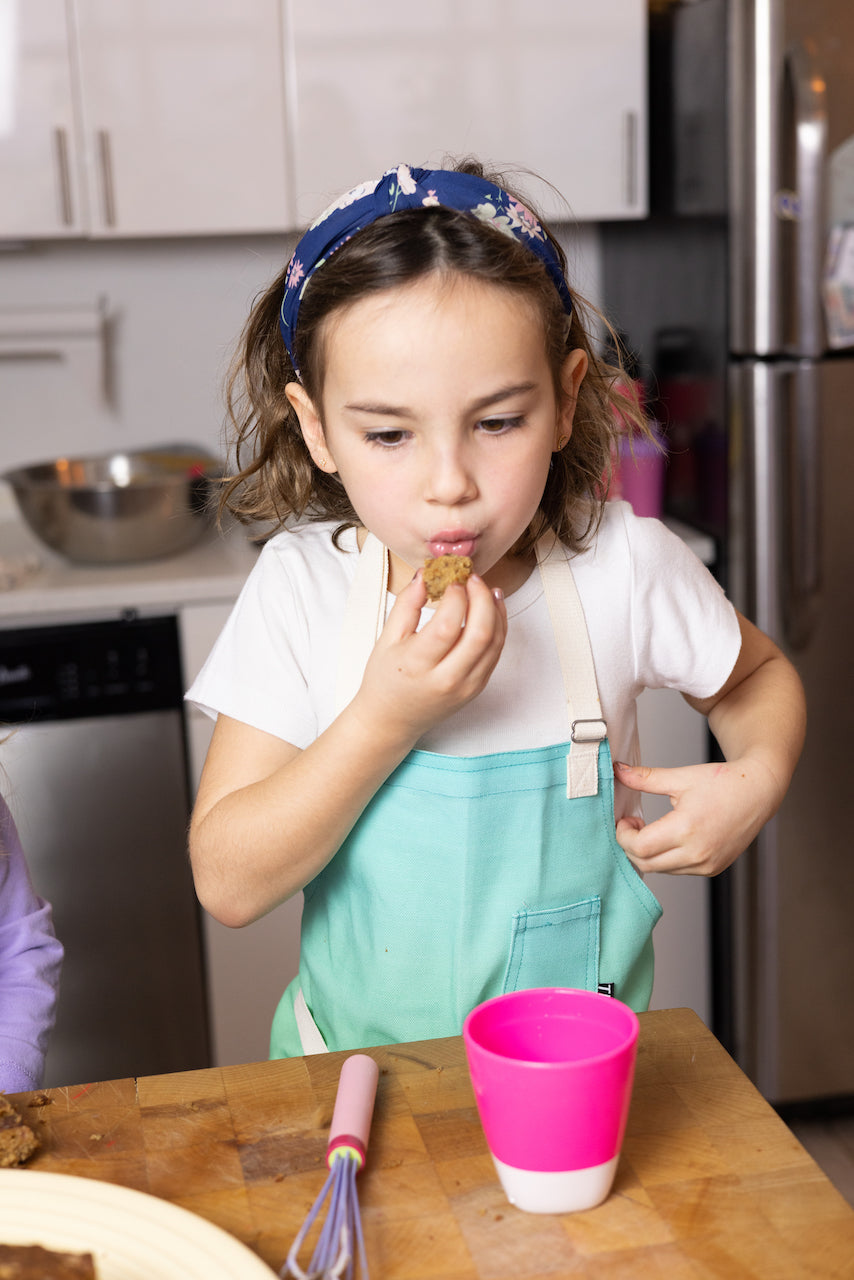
[0,613,209,1087]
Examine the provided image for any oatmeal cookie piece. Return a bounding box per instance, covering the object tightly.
[0,1094,39,1168]
[423,554,473,601]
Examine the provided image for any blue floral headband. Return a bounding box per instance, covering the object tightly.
[279,164,574,374]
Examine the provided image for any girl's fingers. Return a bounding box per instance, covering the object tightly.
[463,577,508,662]
[381,568,428,637]
[617,816,691,875]
[413,575,495,656]
[360,572,507,736]
[380,571,507,691]
[613,761,691,801]
[438,575,507,663]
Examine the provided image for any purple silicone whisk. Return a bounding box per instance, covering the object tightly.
[282,1054,380,1280]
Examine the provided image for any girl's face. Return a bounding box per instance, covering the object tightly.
[287,273,587,596]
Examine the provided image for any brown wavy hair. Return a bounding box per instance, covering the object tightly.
[220,158,650,555]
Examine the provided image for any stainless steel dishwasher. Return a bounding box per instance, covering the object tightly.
[0,614,210,1087]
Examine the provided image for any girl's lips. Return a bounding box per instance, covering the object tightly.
[427,534,477,559]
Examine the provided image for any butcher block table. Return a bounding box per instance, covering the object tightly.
[8,1008,854,1278]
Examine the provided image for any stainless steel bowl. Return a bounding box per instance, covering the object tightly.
[2,445,222,564]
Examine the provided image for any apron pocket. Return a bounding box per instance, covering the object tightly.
[502,896,600,994]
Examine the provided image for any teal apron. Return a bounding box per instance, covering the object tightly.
[271,533,662,1056]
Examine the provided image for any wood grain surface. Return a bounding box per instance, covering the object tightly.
[8,1008,854,1278]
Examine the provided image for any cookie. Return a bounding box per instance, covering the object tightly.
[0,1094,39,1168]
[423,554,473,601]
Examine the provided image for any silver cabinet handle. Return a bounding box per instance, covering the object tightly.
[785,40,828,357]
[730,360,820,650]
[782,360,821,649]
[53,127,74,226]
[623,110,638,209]
[97,129,117,227]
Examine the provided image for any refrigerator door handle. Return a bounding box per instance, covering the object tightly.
[784,40,828,357]
[782,362,822,650]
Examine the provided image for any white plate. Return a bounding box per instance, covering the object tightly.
[0,1170,276,1279]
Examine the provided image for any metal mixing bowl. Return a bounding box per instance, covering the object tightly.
[2,445,223,564]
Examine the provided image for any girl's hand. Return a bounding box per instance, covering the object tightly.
[352,570,508,745]
[615,611,805,879]
[613,757,782,877]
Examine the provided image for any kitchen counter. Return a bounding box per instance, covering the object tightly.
[8,1008,853,1277]
[0,515,261,627]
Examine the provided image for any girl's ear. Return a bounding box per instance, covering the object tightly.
[554,348,589,449]
[285,382,338,473]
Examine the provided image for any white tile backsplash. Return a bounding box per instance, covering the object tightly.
[0,224,602,476]
[0,236,295,473]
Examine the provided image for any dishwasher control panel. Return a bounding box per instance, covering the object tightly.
[0,615,183,721]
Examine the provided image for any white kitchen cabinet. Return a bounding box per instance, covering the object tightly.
[72,0,292,237]
[0,0,86,236]
[1,0,292,239]
[287,0,647,224]
[3,1,645,241]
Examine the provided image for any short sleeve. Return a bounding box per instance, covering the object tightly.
[626,512,742,698]
[186,541,318,748]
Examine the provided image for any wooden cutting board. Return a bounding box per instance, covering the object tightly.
[10,1008,854,1278]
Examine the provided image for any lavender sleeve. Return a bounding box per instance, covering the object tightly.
[0,798,63,1092]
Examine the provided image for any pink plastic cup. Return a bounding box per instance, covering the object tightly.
[463,988,639,1213]
[619,431,667,518]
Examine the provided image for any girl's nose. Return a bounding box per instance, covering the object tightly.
[423,444,477,507]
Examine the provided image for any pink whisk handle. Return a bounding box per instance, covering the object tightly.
[326,1054,380,1171]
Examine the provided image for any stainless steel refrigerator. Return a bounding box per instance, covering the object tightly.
[601,0,854,1108]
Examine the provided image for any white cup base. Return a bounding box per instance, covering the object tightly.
[491,1152,619,1214]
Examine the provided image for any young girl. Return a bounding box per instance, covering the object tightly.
[0,794,63,1091]
[188,160,805,1057]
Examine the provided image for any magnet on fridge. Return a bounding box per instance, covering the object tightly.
[774,189,801,221]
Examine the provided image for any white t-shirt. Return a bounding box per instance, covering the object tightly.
[187,502,742,821]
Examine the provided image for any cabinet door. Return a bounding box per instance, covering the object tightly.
[0,0,87,237]
[288,0,646,225]
[71,0,293,236]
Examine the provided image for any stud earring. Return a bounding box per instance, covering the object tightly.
[554,435,569,452]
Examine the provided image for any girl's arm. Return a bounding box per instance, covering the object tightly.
[614,611,806,876]
[189,572,507,926]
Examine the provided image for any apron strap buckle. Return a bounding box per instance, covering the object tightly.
[571,718,607,743]
[567,720,607,800]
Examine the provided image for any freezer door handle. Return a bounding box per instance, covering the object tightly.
[784,40,828,357]
[782,362,822,649]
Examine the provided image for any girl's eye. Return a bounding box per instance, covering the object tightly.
[364,430,410,448]
[478,415,525,434]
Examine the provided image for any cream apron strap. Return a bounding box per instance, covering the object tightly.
[335,531,389,717]
[294,987,329,1054]
[536,533,607,799]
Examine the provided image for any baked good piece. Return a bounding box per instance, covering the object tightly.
[0,1103,96,1275]
[0,1244,96,1278]
[423,554,473,601]
[0,1095,39,1168]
